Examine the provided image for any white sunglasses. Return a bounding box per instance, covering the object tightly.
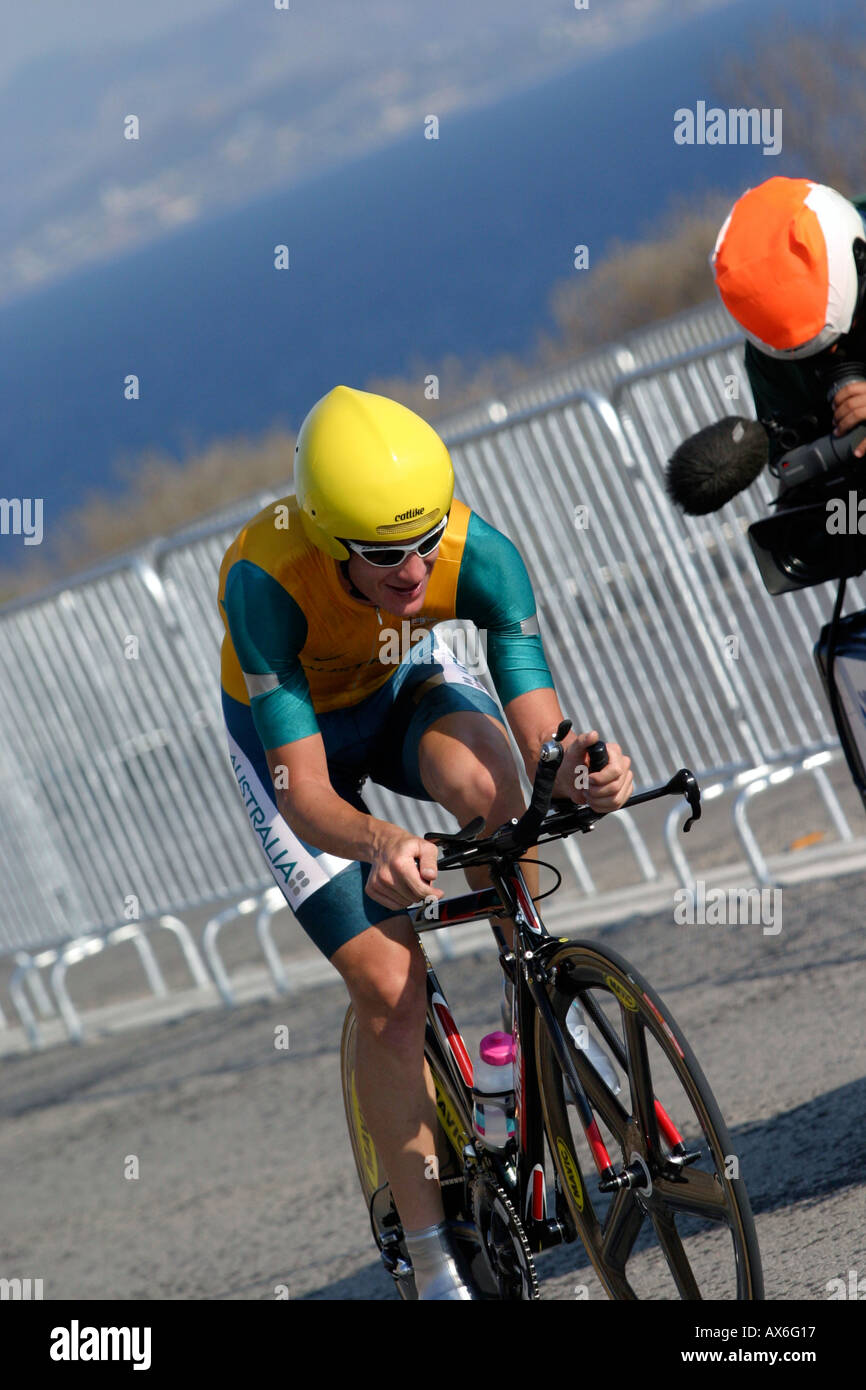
[342,514,449,567]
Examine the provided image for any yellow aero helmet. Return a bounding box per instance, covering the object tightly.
[294,385,455,561]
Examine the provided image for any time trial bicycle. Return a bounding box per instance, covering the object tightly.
[340,721,764,1300]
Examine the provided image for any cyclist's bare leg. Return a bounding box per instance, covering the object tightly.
[331,713,539,1283]
[330,912,445,1231]
[418,711,540,948]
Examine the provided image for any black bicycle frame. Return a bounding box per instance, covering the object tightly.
[410,858,607,1253]
[409,760,700,1250]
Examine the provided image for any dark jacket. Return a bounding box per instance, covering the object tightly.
[743,195,866,470]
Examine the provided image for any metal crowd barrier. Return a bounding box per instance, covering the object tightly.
[2,303,862,1049]
[434,301,735,438]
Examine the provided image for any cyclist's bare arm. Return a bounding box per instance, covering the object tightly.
[265,737,440,911]
[503,686,633,813]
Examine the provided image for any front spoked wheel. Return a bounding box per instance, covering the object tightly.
[535,942,763,1300]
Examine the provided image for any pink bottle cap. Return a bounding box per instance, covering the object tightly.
[480,1031,514,1065]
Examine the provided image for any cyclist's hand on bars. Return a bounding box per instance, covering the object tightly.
[366,824,442,912]
[556,730,633,811]
[832,381,866,456]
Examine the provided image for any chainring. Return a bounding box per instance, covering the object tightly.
[469,1173,540,1300]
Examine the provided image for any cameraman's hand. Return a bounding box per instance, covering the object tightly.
[832,381,866,456]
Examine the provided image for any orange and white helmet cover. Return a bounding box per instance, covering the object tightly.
[712,177,866,359]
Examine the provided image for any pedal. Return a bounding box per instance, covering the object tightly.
[379,1230,412,1281]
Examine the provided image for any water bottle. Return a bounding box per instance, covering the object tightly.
[565,1000,621,1094]
[472,1032,516,1150]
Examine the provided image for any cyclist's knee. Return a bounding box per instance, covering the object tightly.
[354,972,428,1049]
[419,714,519,821]
[335,919,428,1044]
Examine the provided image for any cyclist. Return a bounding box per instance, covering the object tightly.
[711,176,866,467]
[217,385,633,1299]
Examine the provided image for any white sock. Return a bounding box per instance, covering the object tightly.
[404,1221,473,1300]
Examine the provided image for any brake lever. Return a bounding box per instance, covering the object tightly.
[659,769,701,831]
[679,770,701,831]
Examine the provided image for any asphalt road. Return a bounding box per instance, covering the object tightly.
[1,865,864,1302]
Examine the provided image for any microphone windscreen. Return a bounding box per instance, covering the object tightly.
[665,417,769,515]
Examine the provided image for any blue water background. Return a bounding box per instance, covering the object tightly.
[0,0,857,523]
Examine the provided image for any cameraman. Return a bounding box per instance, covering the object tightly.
[711,177,866,469]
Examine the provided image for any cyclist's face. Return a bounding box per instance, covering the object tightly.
[346,545,438,613]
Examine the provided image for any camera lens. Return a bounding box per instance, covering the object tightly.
[824,359,866,401]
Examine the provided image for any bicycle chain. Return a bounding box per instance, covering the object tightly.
[470,1174,540,1300]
